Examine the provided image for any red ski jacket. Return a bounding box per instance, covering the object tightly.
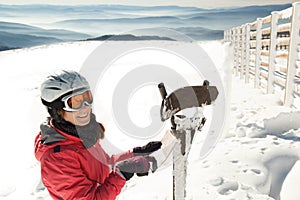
[34,120,134,200]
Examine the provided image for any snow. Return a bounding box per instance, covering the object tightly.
[0,40,300,200]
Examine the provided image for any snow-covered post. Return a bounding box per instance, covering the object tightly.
[237,27,241,76]
[267,11,279,94]
[233,28,239,76]
[172,131,190,200]
[173,137,186,199]
[172,109,204,200]
[157,81,218,200]
[240,25,246,80]
[224,30,229,41]
[245,24,251,83]
[229,29,233,42]
[255,18,263,88]
[284,2,300,106]
[227,30,230,41]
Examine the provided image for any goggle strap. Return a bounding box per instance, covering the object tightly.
[41,98,64,109]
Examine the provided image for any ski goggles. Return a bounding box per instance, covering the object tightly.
[61,88,93,112]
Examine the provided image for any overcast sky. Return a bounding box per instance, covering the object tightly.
[0,0,297,8]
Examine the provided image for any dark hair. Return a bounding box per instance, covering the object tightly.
[47,107,64,123]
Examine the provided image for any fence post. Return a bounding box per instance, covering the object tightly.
[234,28,239,76]
[173,138,186,200]
[241,25,246,79]
[267,11,279,94]
[284,2,300,106]
[226,29,229,42]
[232,28,236,75]
[255,18,263,88]
[245,24,251,83]
[237,27,242,76]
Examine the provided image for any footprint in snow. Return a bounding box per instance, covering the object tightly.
[202,160,210,168]
[242,168,262,175]
[250,169,261,175]
[236,113,244,119]
[209,177,224,186]
[236,127,246,137]
[260,147,267,152]
[217,181,239,195]
[231,106,237,111]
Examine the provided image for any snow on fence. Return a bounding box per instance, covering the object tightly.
[224,2,300,106]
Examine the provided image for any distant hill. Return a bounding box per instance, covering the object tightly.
[0,45,18,51]
[0,31,62,48]
[86,34,175,41]
[185,4,292,30]
[0,21,91,41]
[51,4,291,35]
[0,21,91,51]
[173,27,224,40]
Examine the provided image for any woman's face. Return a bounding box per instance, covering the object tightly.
[62,105,92,126]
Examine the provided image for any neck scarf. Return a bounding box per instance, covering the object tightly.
[52,113,104,148]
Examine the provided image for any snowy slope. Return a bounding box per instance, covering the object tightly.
[0,41,299,200]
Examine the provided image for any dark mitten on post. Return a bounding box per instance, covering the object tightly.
[133,141,162,156]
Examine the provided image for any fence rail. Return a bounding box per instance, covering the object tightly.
[224,2,300,106]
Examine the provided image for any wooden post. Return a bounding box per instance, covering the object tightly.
[240,25,246,79]
[233,28,239,76]
[226,30,229,41]
[237,27,241,76]
[172,110,203,200]
[284,2,300,106]
[173,137,186,200]
[173,130,194,200]
[267,11,279,94]
[255,18,263,88]
[245,24,251,83]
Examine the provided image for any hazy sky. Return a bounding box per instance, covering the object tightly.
[0,0,297,8]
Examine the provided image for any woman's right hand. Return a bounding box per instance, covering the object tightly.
[116,156,156,180]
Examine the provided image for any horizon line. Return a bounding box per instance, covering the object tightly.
[0,3,292,10]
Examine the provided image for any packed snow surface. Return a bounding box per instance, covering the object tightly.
[0,40,299,200]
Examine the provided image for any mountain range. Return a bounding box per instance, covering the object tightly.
[0,3,292,51]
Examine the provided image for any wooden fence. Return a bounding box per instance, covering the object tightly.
[224,2,300,106]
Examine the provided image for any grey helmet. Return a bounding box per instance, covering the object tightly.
[41,70,90,108]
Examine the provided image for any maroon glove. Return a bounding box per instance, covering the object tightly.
[116,156,156,180]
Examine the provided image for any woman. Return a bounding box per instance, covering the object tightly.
[34,70,161,200]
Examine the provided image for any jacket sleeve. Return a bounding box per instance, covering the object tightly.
[41,149,126,200]
[98,143,134,165]
[105,150,135,165]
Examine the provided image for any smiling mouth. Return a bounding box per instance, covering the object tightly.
[78,113,89,118]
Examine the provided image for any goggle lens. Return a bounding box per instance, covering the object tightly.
[66,90,93,110]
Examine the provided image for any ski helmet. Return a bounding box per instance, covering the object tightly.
[40,70,90,109]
